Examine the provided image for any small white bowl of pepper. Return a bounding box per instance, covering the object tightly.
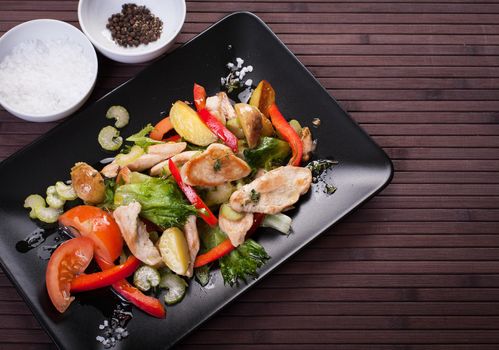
[78,0,186,64]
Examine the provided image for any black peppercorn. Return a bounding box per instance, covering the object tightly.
[106,3,163,48]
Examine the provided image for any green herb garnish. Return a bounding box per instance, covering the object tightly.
[213,159,222,172]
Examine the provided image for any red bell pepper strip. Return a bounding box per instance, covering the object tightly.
[193,83,207,111]
[163,134,181,143]
[70,256,140,293]
[194,239,234,268]
[197,108,238,153]
[150,116,173,141]
[95,256,166,318]
[168,159,218,227]
[267,104,303,166]
[194,213,266,268]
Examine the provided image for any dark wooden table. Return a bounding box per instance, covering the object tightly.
[2,1,499,349]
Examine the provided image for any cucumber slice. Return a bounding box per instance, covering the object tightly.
[115,145,144,166]
[55,181,77,201]
[106,105,130,128]
[133,265,160,292]
[98,126,123,151]
[159,273,188,305]
[24,194,45,219]
[46,186,65,209]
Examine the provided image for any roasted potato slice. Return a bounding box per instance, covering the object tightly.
[158,227,190,276]
[249,80,276,118]
[170,101,217,146]
[234,103,263,149]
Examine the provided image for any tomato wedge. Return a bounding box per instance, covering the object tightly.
[70,256,141,293]
[46,237,94,313]
[59,206,123,264]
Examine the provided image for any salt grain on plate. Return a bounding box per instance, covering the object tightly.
[0,38,94,115]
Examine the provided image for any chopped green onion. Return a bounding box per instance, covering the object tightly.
[24,194,45,219]
[133,265,160,292]
[220,203,244,221]
[159,272,188,305]
[262,213,292,235]
[55,181,77,201]
[98,126,123,151]
[106,105,130,128]
[24,194,62,223]
[35,206,62,224]
[46,186,65,209]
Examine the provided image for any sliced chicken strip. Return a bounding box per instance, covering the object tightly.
[183,215,199,277]
[150,150,199,176]
[219,212,254,247]
[113,202,163,267]
[181,143,251,187]
[127,153,166,172]
[101,162,120,178]
[206,92,236,124]
[230,165,312,214]
[147,142,187,156]
[206,95,225,124]
[218,92,236,120]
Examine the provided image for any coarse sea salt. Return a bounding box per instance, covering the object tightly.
[0,38,95,115]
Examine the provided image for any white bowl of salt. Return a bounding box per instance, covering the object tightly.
[0,19,98,122]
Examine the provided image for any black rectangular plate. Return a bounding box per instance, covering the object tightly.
[0,12,392,350]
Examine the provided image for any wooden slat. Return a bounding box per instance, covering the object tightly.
[1,0,499,349]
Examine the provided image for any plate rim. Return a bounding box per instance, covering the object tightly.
[0,11,394,349]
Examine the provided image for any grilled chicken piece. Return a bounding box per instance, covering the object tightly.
[113,202,162,267]
[219,212,254,247]
[71,162,106,204]
[301,127,315,162]
[230,165,312,214]
[183,215,199,277]
[181,144,251,187]
[101,162,120,178]
[149,151,199,176]
[206,92,236,124]
[234,103,263,149]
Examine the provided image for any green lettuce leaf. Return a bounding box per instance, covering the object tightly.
[126,124,162,150]
[114,176,196,228]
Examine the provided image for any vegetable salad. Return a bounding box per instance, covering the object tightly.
[24,80,315,318]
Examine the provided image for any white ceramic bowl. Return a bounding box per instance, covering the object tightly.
[78,0,186,64]
[0,19,98,122]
